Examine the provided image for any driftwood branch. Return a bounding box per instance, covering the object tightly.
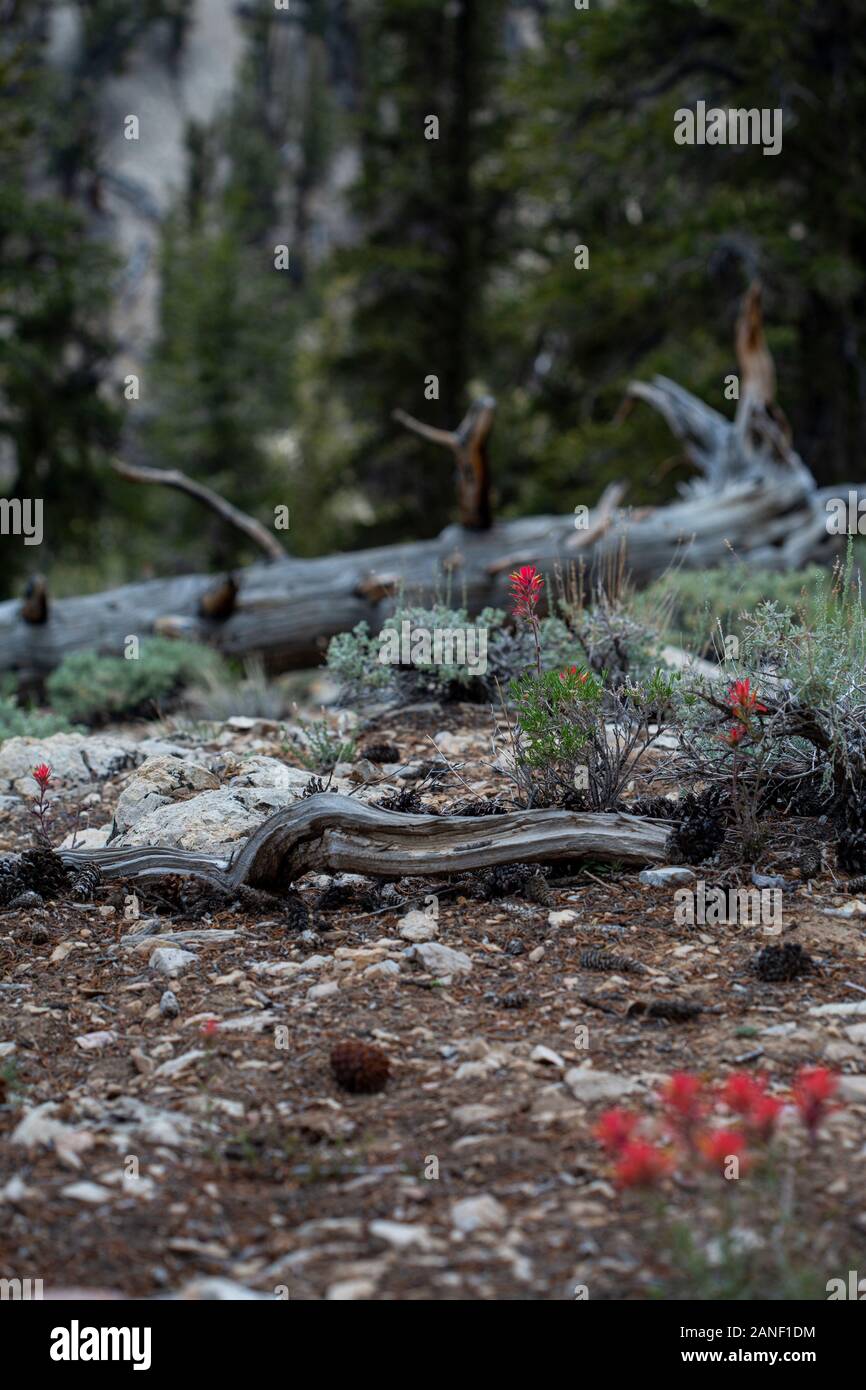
[111,459,286,563]
[59,794,672,892]
[393,396,495,530]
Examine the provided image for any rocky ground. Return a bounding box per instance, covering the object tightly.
[1,704,866,1301]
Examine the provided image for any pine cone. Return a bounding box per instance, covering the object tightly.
[621,795,679,820]
[752,942,812,982]
[665,790,726,865]
[360,741,401,764]
[580,948,645,975]
[0,856,23,907]
[497,990,529,1009]
[525,872,554,906]
[628,998,703,1021]
[329,1039,390,1094]
[378,788,428,815]
[448,797,506,817]
[797,844,823,880]
[17,848,70,900]
[317,882,354,912]
[837,831,866,875]
[846,874,866,894]
[477,862,537,899]
[70,863,102,902]
[284,891,311,932]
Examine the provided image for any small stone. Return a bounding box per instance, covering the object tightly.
[159,990,180,1018]
[528,946,544,962]
[75,1030,118,1052]
[564,1067,643,1103]
[451,1194,507,1234]
[405,942,472,977]
[548,910,579,927]
[363,960,401,979]
[327,1279,377,1301]
[531,1044,565,1069]
[60,1181,112,1204]
[369,1220,434,1252]
[308,981,340,1001]
[149,947,198,977]
[639,867,696,886]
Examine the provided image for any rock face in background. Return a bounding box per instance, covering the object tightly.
[47,1,245,370]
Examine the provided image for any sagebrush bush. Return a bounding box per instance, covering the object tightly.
[641,562,829,656]
[46,639,225,725]
[0,697,75,742]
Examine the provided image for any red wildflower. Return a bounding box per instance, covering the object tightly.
[793,1066,839,1137]
[558,665,589,684]
[698,1127,749,1175]
[508,564,544,620]
[727,678,767,721]
[614,1139,672,1189]
[748,1093,784,1142]
[721,1073,782,1141]
[200,1019,219,1039]
[594,1108,639,1154]
[32,763,51,788]
[660,1072,704,1127]
[720,724,747,747]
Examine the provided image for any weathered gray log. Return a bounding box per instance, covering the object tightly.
[59,793,672,890]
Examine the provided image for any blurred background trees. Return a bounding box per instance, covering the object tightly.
[1,0,864,593]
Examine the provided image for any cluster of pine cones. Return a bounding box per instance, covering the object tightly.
[0,848,104,907]
[329,1039,390,1094]
[752,941,812,982]
[665,788,727,865]
[467,861,552,904]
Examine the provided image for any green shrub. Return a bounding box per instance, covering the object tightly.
[641,563,830,656]
[46,639,226,725]
[0,697,75,742]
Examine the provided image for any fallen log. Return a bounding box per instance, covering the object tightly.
[1,286,855,678]
[59,793,672,891]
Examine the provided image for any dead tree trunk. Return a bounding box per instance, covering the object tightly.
[59,794,672,889]
[1,287,857,678]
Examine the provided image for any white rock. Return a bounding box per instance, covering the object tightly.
[153,1049,207,1079]
[326,1279,377,1301]
[531,1044,565,1069]
[363,960,401,978]
[58,826,112,851]
[75,1030,118,1052]
[60,1181,112,1205]
[639,867,696,886]
[839,1076,866,1102]
[548,910,579,927]
[112,756,220,833]
[451,1194,507,1234]
[845,1023,866,1043]
[168,1278,273,1301]
[810,1001,866,1018]
[369,1219,434,1252]
[11,1103,74,1148]
[0,732,138,794]
[149,946,198,977]
[116,786,302,853]
[405,942,473,977]
[307,981,339,1001]
[399,908,438,942]
[564,1067,643,1102]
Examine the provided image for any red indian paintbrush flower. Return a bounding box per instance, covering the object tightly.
[793,1066,839,1138]
[33,763,51,788]
[722,1072,765,1115]
[698,1127,749,1175]
[727,678,767,721]
[508,564,544,619]
[559,665,589,684]
[614,1139,672,1189]
[720,723,747,747]
[721,1073,783,1141]
[200,1019,219,1039]
[660,1072,705,1126]
[594,1108,639,1154]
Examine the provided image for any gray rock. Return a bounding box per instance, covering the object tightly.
[639,866,696,887]
[159,990,180,1019]
[112,755,221,834]
[0,732,138,794]
[451,1194,507,1234]
[564,1067,643,1102]
[405,942,473,977]
[148,947,198,977]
